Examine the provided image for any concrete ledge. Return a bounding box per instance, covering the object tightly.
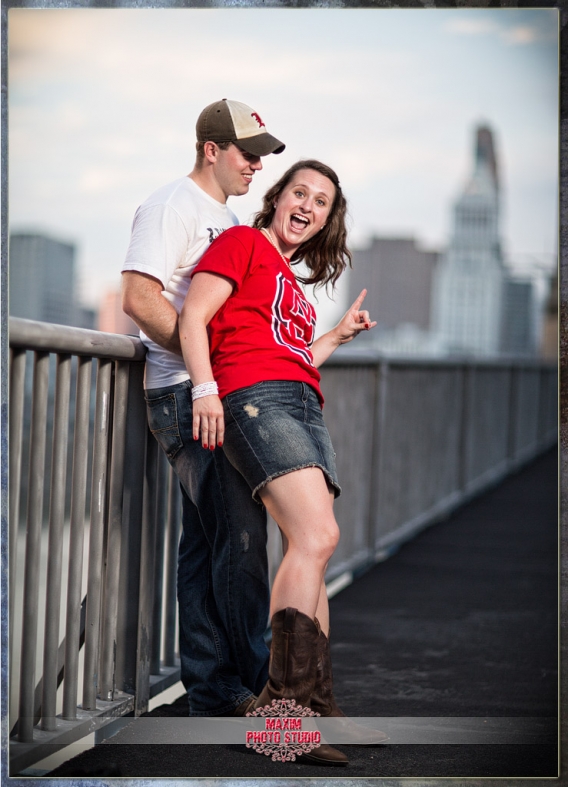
[10,691,135,775]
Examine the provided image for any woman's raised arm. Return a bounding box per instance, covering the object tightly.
[311,289,376,369]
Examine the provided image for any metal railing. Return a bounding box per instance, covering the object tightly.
[318,349,557,581]
[9,319,181,774]
[8,318,557,774]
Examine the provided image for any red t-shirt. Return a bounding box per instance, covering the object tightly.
[192,225,323,404]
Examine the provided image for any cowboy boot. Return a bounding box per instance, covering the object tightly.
[253,608,348,766]
[310,622,389,745]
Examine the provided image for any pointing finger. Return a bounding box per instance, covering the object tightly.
[349,289,367,311]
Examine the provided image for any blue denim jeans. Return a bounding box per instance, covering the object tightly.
[145,379,270,715]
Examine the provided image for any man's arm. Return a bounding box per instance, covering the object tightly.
[121,270,182,355]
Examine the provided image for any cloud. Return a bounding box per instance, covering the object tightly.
[444,18,500,37]
[502,26,540,46]
[443,12,555,48]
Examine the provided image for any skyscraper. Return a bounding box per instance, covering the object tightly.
[430,125,505,356]
[348,237,438,333]
[500,277,537,356]
[9,232,77,326]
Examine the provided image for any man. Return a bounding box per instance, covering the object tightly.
[122,99,285,716]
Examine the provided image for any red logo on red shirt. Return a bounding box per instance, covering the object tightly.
[271,273,316,366]
[251,112,265,128]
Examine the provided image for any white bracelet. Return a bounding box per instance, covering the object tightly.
[191,381,219,401]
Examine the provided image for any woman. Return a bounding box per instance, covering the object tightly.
[179,160,382,763]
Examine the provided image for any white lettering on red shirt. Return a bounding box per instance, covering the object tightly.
[271,273,316,366]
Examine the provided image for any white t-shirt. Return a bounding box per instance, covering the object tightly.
[122,176,239,388]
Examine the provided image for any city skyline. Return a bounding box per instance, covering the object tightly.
[8,7,558,331]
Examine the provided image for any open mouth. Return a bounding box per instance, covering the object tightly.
[290,213,309,231]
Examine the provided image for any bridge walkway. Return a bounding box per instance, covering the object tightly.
[48,448,559,781]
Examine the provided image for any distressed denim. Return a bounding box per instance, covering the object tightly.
[145,379,269,715]
[222,380,341,502]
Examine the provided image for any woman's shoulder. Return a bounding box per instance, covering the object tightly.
[222,225,261,242]
[212,226,264,256]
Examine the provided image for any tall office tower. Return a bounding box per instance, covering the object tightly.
[348,237,438,333]
[430,125,505,356]
[9,232,77,326]
[500,278,537,356]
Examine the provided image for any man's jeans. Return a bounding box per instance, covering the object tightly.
[145,379,270,715]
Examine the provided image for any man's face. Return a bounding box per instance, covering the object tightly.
[214,143,263,199]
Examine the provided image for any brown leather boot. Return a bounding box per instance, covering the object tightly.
[254,608,348,766]
[255,608,319,709]
[310,623,389,745]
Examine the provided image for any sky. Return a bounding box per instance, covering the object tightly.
[7,7,558,330]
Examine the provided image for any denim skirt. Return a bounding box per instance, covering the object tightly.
[222,380,341,503]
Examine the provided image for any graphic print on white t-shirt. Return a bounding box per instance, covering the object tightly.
[206,228,227,243]
[271,273,316,366]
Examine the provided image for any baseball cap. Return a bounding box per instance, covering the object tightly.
[196,99,285,157]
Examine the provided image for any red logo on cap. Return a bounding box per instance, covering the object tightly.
[251,112,265,128]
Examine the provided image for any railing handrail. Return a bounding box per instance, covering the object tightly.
[9,316,555,370]
[324,344,557,370]
[9,317,146,361]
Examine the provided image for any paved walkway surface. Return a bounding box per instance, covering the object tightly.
[48,449,559,781]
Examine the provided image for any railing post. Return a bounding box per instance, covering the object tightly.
[370,360,389,553]
[135,428,160,715]
[164,467,181,667]
[99,360,130,700]
[114,361,147,697]
[458,363,471,495]
[151,451,169,675]
[41,353,72,730]
[18,351,49,742]
[82,358,112,710]
[62,355,92,720]
[507,364,519,467]
[9,349,26,667]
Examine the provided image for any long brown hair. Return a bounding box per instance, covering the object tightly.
[252,159,352,289]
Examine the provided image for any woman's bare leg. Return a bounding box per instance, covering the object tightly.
[314,579,331,636]
[259,467,339,623]
[279,523,333,636]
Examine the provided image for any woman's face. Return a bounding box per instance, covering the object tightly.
[270,168,336,256]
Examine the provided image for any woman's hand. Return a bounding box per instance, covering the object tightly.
[193,394,225,450]
[180,270,235,450]
[311,289,377,368]
[333,289,377,345]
